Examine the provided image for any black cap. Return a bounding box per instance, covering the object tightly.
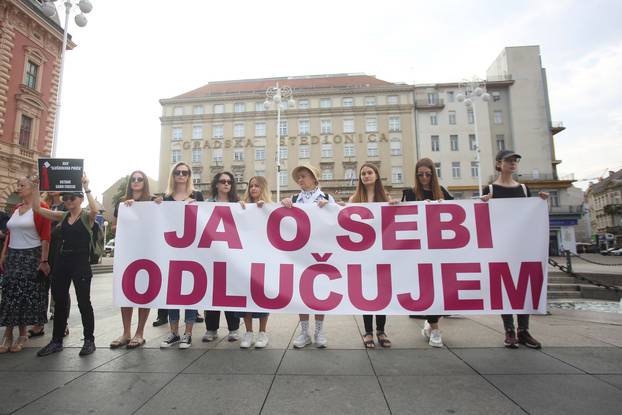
[495,150,522,161]
[61,191,84,198]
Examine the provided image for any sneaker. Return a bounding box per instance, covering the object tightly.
[314,331,327,348]
[504,330,518,349]
[429,329,443,348]
[517,330,542,349]
[293,332,312,349]
[240,331,254,349]
[179,333,192,349]
[152,319,168,327]
[160,333,181,348]
[37,340,63,357]
[255,332,269,349]
[228,329,240,342]
[79,339,96,356]
[421,320,432,339]
[202,330,217,342]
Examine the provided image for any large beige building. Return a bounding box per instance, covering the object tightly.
[158,45,581,254]
[586,169,622,248]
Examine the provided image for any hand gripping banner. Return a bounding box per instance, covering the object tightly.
[113,200,549,315]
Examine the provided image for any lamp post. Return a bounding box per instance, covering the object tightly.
[456,77,490,197]
[264,84,295,201]
[41,0,93,157]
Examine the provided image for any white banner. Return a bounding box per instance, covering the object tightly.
[113,199,549,315]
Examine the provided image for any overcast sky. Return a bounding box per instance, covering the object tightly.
[52,0,622,200]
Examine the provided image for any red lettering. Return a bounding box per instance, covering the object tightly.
[396,263,435,311]
[250,263,294,309]
[474,203,493,248]
[164,204,197,248]
[347,264,392,311]
[166,260,207,305]
[299,264,343,311]
[426,204,470,249]
[212,262,246,307]
[489,262,544,310]
[198,206,242,249]
[267,207,311,251]
[442,263,483,310]
[381,205,420,250]
[336,206,376,251]
[122,259,161,304]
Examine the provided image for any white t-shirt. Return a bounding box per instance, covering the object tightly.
[7,208,41,249]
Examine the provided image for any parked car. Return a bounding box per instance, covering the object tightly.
[600,247,618,256]
[104,239,115,257]
[611,248,622,256]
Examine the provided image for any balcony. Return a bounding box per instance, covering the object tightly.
[415,99,445,110]
[604,203,622,215]
[549,205,584,214]
[551,121,566,135]
[486,74,513,82]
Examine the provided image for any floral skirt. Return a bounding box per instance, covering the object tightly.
[0,247,48,327]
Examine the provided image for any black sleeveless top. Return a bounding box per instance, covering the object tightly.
[59,214,90,256]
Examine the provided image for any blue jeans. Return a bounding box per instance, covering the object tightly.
[167,309,198,324]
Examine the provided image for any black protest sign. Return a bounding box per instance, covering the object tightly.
[37,159,84,192]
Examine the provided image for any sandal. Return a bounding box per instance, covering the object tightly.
[377,332,392,348]
[362,332,375,349]
[0,336,13,353]
[127,336,146,349]
[28,328,45,338]
[109,336,130,349]
[10,336,28,353]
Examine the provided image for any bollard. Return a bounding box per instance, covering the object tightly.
[565,250,572,273]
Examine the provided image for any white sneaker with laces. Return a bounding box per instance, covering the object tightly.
[314,331,327,348]
[228,329,240,341]
[293,332,311,348]
[179,333,192,349]
[240,331,254,349]
[421,321,431,339]
[255,332,269,348]
[202,330,218,342]
[429,329,443,348]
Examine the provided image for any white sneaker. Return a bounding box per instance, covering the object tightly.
[429,329,443,348]
[293,332,311,348]
[421,321,431,339]
[228,329,240,342]
[202,330,217,342]
[314,331,327,348]
[179,333,192,349]
[255,332,269,348]
[240,331,254,349]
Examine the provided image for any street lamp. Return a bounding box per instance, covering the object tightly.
[103,220,108,247]
[41,0,93,157]
[263,84,295,201]
[455,77,490,197]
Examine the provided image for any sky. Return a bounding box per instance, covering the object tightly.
[51,0,622,200]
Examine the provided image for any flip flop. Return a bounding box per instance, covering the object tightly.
[109,337,130,349]
[127,337,146,349]
[362,333,375,349]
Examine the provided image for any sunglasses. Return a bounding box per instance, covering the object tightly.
[218,179,232,185]
[416,172,433,178]
[62,195,78,202]
[131,177,145,183]
[174,170,190,177]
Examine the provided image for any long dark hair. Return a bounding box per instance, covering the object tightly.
[123,170,151,202]
[414,158,443,201]
[350,163,388,203]
[210,171,238,202]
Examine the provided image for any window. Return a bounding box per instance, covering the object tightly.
[453,192,464,200]
[471,161,479,178]
[18,115,32,147]
[279,146,288,160]
[192,167,202,180]
[431,135,440,151]
[212,149,223,162]
[366,117,377,132]
[211,124,223,138]
[446,91,455,103]
[299,145,310,159]
[172,127,183,141]
[298,119,310,135]
[171,150,181,163]
[321,168,334,180]
[469,134,477,150]
[390,138,401,156]
[255,169,266,177]
[321,119,332,134]
[492,91,501,102]
[430,112,438,125]
[392,167,403,184]
[193,105,204,115]
[434,162,441,178]
[234,171,244,183]
[448,111,456,125]
[25,61,38,89]
[389,116,401,132]
[427,93,437,105]
[496,134,505,151]
[255,147,265,161]
[255,122,266,137]
[298,99,310,109]
[550,191,560,208]
[365,96,376,106]
[173,106,184,116]
[343,119,354,133]
[452,162,461,178]
[234,123,245,138]
[344,143,355,157]
[320,98,332,108]
[213,104,224,114]
[450,135,459,151]
[255,102,265,112]
[467,110,474,124]
[342,97,354,107]
[234,102,246,113]
[494,110,503,124]
[367,142,379,157]
[280,100,289,110]
[279,171,288,186]
[387,95,399,105]
[192,148,202,163]
[321,143,333,158]
[345,168,356,182]
[279,120,288,136]
[234,150,244,161]
[192,126,203,140]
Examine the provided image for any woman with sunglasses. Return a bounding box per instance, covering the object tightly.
[32,175,99,357]
[157,162,203,349]
[109,170,154,349]
[0,176,51,353]
[481,150,548,349]
[402,157,453,348]
[202,171,241,343]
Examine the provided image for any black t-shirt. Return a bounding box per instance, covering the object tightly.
[402,186,454,202]
[482,184,531,199]
[163,191,204,202]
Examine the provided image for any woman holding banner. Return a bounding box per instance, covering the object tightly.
[0,176,51,353]
[402,157,453,348]
[349,163,393,348]
[202,171,241,343]
[109,170,153,349]
[481,150,548,349]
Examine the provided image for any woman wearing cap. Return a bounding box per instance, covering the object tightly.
[402,157,453,348]
[282,163,342,348]
[156,162,203,349]
[202,171,242,344]
[481,150,548,349]
[32,175,98,357]
[109,170,153,349]
[0,176,51,353]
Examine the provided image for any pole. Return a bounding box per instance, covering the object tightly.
[471,101,483,197]
[51,0,72,158]
[276,84,281,201]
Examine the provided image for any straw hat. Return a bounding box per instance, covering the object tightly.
[292,163,320,183]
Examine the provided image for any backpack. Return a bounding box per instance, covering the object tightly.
[61,210,104,264]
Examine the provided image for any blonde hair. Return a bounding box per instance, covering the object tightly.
[165,162,195,197]
[243,176,273,203]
